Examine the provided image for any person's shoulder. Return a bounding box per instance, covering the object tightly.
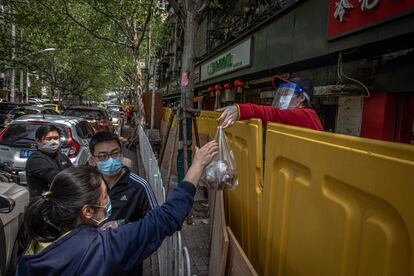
[128,171,150,187]
[27,151,48,163]
[127,171,158,208]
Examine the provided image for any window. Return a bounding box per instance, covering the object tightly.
[0,123,67,147]
[64,109,107,120]
[76,121,94,139]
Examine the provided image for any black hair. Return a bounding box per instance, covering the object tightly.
[24,165,102,242]
[290,77,314,107]
[89,131,122,155]
[35,124,61,141]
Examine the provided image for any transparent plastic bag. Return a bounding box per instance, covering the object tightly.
[201,127,239,190]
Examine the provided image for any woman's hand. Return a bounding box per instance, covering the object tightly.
[184,140,219,186]
[217,105,239,129]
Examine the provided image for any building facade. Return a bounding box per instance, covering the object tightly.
[159,0,414,144]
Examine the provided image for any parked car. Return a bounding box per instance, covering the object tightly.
[0,103,19,128]
[4,106,59,127]
[108,109,124,135]
[0,114,94,185]
[0,180,29,275]
[107,104,123,113]
[42,103,65,114]
[63,106,113,133]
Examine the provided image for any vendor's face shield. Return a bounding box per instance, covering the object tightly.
[271,82,307,109]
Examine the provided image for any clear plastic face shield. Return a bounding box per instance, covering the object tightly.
[271,82,308,109]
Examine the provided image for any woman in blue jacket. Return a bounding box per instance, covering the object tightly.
[17,140,219,276]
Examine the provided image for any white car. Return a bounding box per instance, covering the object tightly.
[0,180,29,275]
[0,114,95,185]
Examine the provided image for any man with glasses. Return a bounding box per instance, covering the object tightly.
[217,76,323,131]
[89,131,157,275]
[89,132,157,222]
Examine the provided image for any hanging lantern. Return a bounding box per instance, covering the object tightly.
[208,85,215,97]
[223,82,235,102]
[214,84,223,96]
[234,79,245,94]
[224,82,234,93]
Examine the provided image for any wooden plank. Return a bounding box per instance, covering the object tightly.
[226,227,258,276]
[208,189,217,239]
[208,191,228,276]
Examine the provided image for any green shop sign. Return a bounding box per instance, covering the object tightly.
[207,53,233,76]
[200,38,252,81]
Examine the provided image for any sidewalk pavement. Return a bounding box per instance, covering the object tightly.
[163,172,211,276]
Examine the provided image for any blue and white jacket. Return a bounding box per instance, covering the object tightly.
[16,181,196,276]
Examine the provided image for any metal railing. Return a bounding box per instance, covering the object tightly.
[137,124,191,276]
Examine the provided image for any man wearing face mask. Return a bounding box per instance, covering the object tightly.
[89,131,157,222]
[26,125,72,202]
[217,76,323,131]
[89,131,157,275]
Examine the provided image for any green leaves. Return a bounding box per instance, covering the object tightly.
[1,0,160,103]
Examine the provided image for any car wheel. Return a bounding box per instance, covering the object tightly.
[6,222,29,276]
[0,175,8,183]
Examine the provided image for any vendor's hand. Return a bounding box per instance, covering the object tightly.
[184,140,218,186]
[216,105,239,128]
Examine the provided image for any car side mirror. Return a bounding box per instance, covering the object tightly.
[0,195,15,213]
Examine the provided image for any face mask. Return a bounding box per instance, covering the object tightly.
[96,157,123,176]
[91,197,112,225]
[38,139,60,154]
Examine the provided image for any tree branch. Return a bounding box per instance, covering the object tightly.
[62,2,131,48]
[169,0,186,24]
[137,1,154,50]
[82,1,131,40]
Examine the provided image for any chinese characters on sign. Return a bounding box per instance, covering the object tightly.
[359,0,380,11]
[334,0,354,22]
[334,0,380,22]
[329,0,414,39]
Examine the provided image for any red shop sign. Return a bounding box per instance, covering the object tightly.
[328,0,414,39]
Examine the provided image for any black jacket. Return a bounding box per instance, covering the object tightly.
[108,167,158,223]
[26,150,72,201]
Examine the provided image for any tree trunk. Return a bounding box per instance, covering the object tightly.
[132,17,146,125]
[177,0,197,181]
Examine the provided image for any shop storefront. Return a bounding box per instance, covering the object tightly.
[193,0,414,144]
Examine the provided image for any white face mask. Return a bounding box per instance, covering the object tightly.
[38,139,60,154]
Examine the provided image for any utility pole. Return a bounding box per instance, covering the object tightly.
[145,24,151,93]
[150,56,157,129]
[10,20,16,102]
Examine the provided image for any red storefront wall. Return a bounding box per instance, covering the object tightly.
[361,92,414,143]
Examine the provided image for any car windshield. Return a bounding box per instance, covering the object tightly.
[11,108,39,116]
[65,109,107,120]
[0,103,18,112]
[0,123,67,148]
[108,110,120,117]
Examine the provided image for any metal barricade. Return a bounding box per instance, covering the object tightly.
[137,124,192,276]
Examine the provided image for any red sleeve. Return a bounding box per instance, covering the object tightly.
[238,104,323,131]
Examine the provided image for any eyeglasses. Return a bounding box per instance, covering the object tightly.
[94,150,122,162]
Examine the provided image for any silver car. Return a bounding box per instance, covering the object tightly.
[0,114,94,185]
[0,180,29,275]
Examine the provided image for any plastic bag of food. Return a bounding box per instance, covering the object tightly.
[201,127,238,190]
